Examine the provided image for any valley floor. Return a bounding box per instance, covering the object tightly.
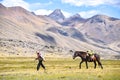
[0,56,120,80]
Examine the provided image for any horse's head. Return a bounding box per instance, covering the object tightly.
[73,51,79,59]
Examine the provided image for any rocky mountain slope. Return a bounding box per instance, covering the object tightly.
[0,3,120,59]
[79,15,120,44]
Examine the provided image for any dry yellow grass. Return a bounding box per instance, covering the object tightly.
[0,56,120,80]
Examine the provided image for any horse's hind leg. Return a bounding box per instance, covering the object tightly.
[97,60,103,69]
[94,61,97,69]
[99,61,103,69]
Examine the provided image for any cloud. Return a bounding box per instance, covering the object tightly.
[61,10,72,18]
[0,0,53,11]
[31,1,52,8]
[79,10,99,18]
[61,0,120,7]
[29,1,52,11]
[34,9,72,18]
[0,0,30,10]
[34,9,53,15]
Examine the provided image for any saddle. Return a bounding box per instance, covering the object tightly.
[92,55,96,60]
[88,54,96,62]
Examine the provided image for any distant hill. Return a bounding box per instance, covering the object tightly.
[80,15,120,44]
[0,3,120,59]
[61,14,86,27]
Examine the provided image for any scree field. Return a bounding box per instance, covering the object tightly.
[0,57,120,80]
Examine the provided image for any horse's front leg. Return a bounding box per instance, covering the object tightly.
[79,60,84,69]
[94,61,97,69]
[85,61,88,69]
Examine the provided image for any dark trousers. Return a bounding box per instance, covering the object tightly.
[37,60,45,71]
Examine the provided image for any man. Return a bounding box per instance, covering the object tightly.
[35,51,46,71]
[87,50,95,61]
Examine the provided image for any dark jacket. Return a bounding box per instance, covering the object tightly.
[36,54,44,61]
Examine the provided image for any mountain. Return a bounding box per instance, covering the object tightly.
[48,9,65,23]
[0,4,63,56]
[0,4,120,59]
[61,14,86,27]
[0,3,5,8]
[48,10,86,27]
[0,4,90,56]
[79,15,120,44]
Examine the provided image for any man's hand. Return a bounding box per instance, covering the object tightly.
[43,60,45,62]
[35,58,38,60]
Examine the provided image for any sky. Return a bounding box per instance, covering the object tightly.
[0,0,120,19]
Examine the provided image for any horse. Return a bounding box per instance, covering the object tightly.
[73,51,103,69]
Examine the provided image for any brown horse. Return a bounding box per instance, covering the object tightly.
[73,51,103,69]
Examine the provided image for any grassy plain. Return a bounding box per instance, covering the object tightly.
[0,56,120,80]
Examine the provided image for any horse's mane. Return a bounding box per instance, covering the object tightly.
[76,51,87,54]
